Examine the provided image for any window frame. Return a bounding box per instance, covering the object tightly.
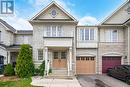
[46,25,62,37]
[111,29,118,42]
[80,28,95,41]
[38,49,43,60]
[106,29,118,42]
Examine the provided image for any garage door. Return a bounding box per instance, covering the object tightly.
[102,56,121,73]
[76,57,95,74]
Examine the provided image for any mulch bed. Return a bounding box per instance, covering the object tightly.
[0,76,20,81]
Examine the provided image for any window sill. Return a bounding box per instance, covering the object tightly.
[43,36,73,38]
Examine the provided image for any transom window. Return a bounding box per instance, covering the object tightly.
[46,25,62,37]
[80,29,94,41]
[38,49,43,60]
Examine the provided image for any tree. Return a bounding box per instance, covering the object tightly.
[16,44,34,78]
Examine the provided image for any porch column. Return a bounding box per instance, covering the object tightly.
[128,26,130,65]
[45,47,48,76]
[69,47,72,71]
[7,51,10,64]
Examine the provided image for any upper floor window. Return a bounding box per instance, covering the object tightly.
[46,25,62,37]
[106,29,118,42]
[80,29,94,41]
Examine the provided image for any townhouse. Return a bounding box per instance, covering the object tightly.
[0,1,130,76]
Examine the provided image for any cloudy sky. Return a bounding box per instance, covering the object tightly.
[1,0,126,30]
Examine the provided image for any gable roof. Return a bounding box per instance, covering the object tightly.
[0,19,16,33]
[30,1,78,23]
[100,0,129,25]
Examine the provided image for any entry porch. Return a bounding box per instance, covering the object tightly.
[44,47,74,76]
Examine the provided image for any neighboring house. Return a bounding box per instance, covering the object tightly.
[0,1,130,76]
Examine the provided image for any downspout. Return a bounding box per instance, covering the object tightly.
[97,26,100,74]
[124,24,129,65]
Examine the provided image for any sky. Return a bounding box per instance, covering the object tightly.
[0,0,127,30]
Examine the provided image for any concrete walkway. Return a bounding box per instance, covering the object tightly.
[0,75,3,77]
[31,76,81,87]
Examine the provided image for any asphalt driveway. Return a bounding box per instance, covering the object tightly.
[77,74,130,87]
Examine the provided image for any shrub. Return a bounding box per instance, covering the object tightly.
[39,61,45,76]
[16,44,34,78]
[49,68,52,74]
[4,64,15,76]
[34,68,40,76]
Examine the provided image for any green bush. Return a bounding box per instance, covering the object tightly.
[34,68,40,76]
[16,44,34,78]
[4,64,15,76]
[49,68,52,74]
[39,61,45,76]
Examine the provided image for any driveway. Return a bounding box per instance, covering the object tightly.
[31,76,81,87]
[77,74,130,87]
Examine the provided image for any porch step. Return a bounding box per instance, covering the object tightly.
[46,75,75,79]
[51,69,68,76]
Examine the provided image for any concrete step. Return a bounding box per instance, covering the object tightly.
[46,75,75,79]
[51,69,68,76]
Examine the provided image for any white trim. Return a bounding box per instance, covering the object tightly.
[30,1,78,22]
[80,28,95,41]
[100,0,129,25]
[105,29,118,42]
[102,52,123,56]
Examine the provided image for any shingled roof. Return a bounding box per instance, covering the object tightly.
[0,19,16,33]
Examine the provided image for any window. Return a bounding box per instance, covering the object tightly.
[23,36,28,44]
[80,29,94,41]
[52,25,57,37]
[46,26,51,37]
[106,29,118,42]
[61,52,67,59]
[90,29,94,40]
[38,50,43,60]
[46,25,62,37]
[54,52,58,59]
[0,31,1,42]
[85,29,89,40]
[112,30,118,42]
[80,29,84,40]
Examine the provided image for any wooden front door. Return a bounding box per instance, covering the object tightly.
[53,52,67,69]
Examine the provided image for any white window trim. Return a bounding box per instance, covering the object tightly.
[106,29,118,42]
[46,25,62,37]
[38,49,43,60]
[80,28,95,41]
[111,29,118,42]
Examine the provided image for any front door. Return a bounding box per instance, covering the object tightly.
[53,52,67,69]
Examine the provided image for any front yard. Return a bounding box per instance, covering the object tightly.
[0,76,43,87]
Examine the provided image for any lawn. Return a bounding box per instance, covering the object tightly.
[0,76,43,87]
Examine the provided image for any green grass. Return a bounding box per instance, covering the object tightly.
[0,78,43,87]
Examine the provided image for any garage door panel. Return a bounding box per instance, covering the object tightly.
[102,56,121,73]
[76,57,95,74]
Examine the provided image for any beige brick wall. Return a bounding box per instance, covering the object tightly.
[98,42,125,74]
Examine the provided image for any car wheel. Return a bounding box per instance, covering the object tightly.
[126,77,130,85]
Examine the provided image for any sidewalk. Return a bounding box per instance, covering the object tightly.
[0,75,3,77]
[31,76,81,87]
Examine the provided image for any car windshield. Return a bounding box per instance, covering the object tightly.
[124,65,130,71]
